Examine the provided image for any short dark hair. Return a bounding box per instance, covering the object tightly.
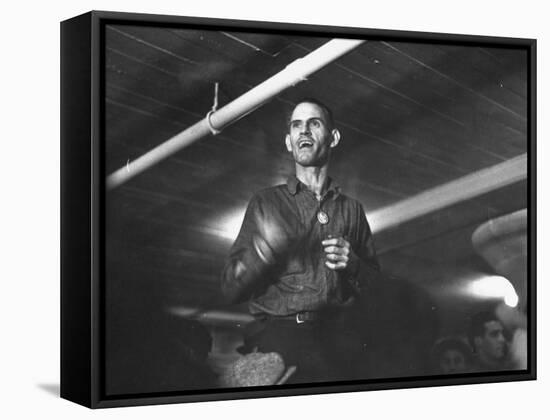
[431,337,473,365]
[287,97,335,130]
[467,311,501,348]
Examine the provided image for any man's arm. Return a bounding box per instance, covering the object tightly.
[221,196,270,303]
[220,193,298,303]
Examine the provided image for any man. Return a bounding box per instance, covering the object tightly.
[221,98,380,383]
[468,311,509,372]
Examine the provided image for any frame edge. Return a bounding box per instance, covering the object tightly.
[60,11,94,408]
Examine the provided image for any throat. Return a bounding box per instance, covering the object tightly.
[295,168,328,199]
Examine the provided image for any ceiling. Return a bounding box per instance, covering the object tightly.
[103,23,528,333]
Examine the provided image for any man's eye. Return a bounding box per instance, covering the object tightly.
[291,122,302,129]
[309,120,321,128]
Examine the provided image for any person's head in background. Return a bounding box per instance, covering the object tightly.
[468,311,508,370]
[431,337,473,374]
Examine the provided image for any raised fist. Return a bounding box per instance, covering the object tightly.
[253,206,300,265]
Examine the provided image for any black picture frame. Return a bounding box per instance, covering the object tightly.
[61,10,536,408]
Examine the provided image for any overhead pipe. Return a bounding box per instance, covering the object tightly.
[106,38,365,190]
[369,153,527,233]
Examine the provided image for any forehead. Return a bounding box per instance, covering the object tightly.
[484,320,504,334]
[291,102,327,121]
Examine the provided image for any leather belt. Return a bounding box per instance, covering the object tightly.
[257,311,323,324]
[273,311,320,324]
[295,311,319,323]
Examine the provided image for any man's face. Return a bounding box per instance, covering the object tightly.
[285,102,339,167]
[477,320,507,361]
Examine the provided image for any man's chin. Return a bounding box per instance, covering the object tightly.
[294,155,327,167]
[297,160,316,167]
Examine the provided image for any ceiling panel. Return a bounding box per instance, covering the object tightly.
[103,24,529,312]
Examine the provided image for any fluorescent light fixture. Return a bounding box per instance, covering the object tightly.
[368,154,526,234]
[468,275,519,308]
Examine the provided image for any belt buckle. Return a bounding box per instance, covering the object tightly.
[296,312,306,324]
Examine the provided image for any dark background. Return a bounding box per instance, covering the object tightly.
[103,24,528,394]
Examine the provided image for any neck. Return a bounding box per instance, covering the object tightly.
[295,164,329,198]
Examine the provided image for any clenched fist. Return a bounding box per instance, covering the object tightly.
[322,236,355,270]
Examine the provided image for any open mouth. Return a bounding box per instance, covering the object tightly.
[298,139,314,149]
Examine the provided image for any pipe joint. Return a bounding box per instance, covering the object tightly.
[206,110,222,135]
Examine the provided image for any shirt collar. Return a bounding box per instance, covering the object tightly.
[286,175,300,195]
[286,175,341,199]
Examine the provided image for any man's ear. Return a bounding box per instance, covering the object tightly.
[285,134,292,152]
[474,336,482,350]
[330,128,341,148]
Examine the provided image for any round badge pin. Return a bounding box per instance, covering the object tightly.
[317,210,329,225]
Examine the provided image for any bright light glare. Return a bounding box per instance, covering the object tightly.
[469,275,519,308]
[218,208,246,241]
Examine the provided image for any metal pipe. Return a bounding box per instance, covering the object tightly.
[106,38,365,190]
[369,153,527,233]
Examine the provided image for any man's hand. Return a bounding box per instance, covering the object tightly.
[322,237,354,270]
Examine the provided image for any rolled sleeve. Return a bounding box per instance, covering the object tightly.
[345,202,380,294]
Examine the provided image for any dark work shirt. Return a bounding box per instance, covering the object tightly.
[221,176,380,316]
